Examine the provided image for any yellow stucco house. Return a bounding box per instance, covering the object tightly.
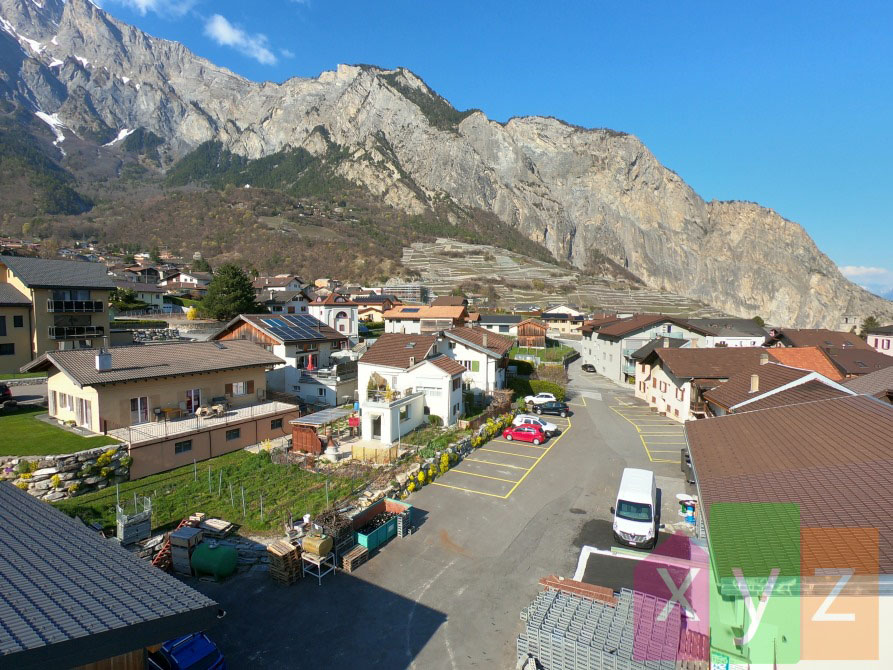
[24,340,300,478]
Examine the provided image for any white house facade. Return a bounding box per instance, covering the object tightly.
[308,294,359,343]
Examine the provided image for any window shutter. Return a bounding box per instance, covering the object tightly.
[247,380,255,394]
[225,383,233,396]
[472,360,480,372]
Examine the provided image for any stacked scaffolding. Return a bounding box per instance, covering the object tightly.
[517,588,681,670]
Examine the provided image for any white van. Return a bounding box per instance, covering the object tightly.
[611,468,658,550]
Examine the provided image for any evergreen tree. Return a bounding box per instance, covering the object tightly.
[860,315,881,339]
[191,257,211,273]
[201,264,260,321]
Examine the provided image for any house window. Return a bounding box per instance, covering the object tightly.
[883,339,891,351]
[676,387,685,401]
[452,403,459,415]
[227,380,254,396]
[318,388,325,396]
[226,428,241,441]
[0,316,5,337]
[233,382,246,396]
[399,405,410,422]
[674,408,679,418]
[499,325,509,333]
[13,315,23,328]
[660,382,667,393]
[271,418,283,430]
[452,377,461,391]
[175,440,192,454]
[186,388,201,413]
[0,343,13,356]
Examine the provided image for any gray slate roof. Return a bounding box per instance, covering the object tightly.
[477,314,523,325]
[681,317,768,338]
[845,365,893,395]
[0,283,31,306]
[0,255,116,290]
[630,337,689,360]
[23,340,283,386]
[0,483,218,669]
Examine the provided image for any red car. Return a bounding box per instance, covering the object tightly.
[502,424,547,445]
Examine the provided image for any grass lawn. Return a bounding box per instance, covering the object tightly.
[54,450,366,534]
[0,372,46,380]
[510,342,575,362]
[0,407,119,456]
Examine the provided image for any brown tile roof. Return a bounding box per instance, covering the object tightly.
[23,340,283,386]
[685,395,893,574]
[312,293,357,306]
[252,274,303,289]
[594,313,668,338]
[845,365,893,396]
[359,333,437,369]
[777,328,871,350]
[427,355,466,376]
[767,346,844,381]
[732,379,852,413]
[702,362,813,410]
[446,326,514,357]
[430,295,467,306]
[650,347,769,379]
[825,348,893,376]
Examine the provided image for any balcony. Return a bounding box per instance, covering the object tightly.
[623,363,637,376]
[47,299,104,313]
[690,401,709,415]
[48,325,105,340]
[364,389,424,407]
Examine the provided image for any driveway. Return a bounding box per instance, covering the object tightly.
[189,363,692,669]
[9,382,46,406]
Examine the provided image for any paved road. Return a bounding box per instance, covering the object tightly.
[9,383,46,406]
[189,360,691,669]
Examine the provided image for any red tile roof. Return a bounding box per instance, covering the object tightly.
[427,355,466,376]
[702,363,814,410]
[732,379,852,413]
[359,333,437,369]
[686,395,893,574]
[446,326,514,356]
[767,346,844,381]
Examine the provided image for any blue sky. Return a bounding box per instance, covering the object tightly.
[100,0,893,292]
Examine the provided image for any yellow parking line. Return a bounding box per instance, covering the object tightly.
[449,470,519,484]
[479,448,538,460]
[464,458,529,470]
[430,481,506,498]
[649,449,684,453]
[491,440,547,450]
[500,415,573,499]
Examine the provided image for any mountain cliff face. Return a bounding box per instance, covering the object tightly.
[1,0,890,327]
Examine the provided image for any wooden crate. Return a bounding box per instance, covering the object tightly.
[341,544,368,573]
[267,540,302,585]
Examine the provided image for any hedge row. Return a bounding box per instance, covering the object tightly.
[508,378,566,402]
[508,358,535,375]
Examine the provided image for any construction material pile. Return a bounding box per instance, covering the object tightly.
[267,540,302,585]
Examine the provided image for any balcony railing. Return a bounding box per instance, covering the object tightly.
[47,299,104,313]
[623,363,637,376]
[364,388,422,405]
[690,401,709,415]
[48,325,105,340]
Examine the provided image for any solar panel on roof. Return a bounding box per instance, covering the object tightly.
[402,307,420,313]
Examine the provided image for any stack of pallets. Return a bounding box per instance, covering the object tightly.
[341,544,369,573]
[199,518,235,538]
[267,540,302,585]
[396,509,412,538]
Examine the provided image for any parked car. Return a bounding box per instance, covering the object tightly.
[147,633,226,670]
[581,363,596,373]
[0,384,11,402]
[534,400,570,418]
[502,424,547,445]
[524,392,557,406]
[611,468,658,550]
[513,414,560,436]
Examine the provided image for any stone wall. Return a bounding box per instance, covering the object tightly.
[0,445,131,501]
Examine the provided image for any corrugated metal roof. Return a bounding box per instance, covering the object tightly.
[0,483,218,668]
[0,256,116,290]
[845,365,893,395]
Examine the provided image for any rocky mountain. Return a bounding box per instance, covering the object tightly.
[1,0,890,327]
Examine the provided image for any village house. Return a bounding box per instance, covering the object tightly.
[159,270,212,289]
[358,333,464,445]
[0,255,115,374]
[23,340,297,478]
[540,310,586,337]
[431,295,469,307]
[476,313,523,336]
[635,346,849,422]
[118,264,162,284]
[354,294,402,323]
[112,279,165,312]
[583,314,712,385]
[443,326,514,396]
[212,313,355,408]
[308,293,359,343]
[257,288,310,314]
[685,395,893,668]
[516,318,548,349]
[681,317,767,347]
[866,324,893,357]
[252,274,305,294]
[0,483,220,670]
[845,365,893,404]
[763,327,871,350]
[383,304,469,335]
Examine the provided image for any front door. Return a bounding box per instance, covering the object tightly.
[372,415,381,440]
[186,388,201,413]
[130,396,149,424]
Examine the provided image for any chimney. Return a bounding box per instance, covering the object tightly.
[409,356,416,367]
[95,349,111,372]
[760,352,769,365]
[483,332,488,349]
[750,374,759,393]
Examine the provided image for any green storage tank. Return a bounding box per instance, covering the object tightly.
[190,541,238,580]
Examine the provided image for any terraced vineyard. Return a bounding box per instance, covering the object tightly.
[402,239,727,317]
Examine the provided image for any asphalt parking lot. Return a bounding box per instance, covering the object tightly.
[189,360,694,669]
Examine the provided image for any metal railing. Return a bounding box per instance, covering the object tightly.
[47,299,104,313]
[48,325,105,340]
[365,388,420,404]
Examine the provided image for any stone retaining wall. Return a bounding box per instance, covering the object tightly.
[0,445,131,501]
[4,377,47,387]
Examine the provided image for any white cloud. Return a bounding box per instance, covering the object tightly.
[204,14,277,65]
[839,265,892,278]
[840,265,893,294]
[105,0,197,17]
[280,48,295,59]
